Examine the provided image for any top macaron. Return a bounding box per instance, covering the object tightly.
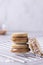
[12,33,28,38]
[11,33,28,43]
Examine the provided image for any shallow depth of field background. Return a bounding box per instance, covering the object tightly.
[0,0,43,32]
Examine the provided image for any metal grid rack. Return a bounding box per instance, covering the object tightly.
[0,35,43,65]
[0,52,43,64]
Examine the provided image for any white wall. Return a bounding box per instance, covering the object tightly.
[0,0,43,32]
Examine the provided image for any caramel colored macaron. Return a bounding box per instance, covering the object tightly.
[12,37,28,43]
[0,30,7,35]
[12,33,28,38]
[11,48,30,53]
[12,44,29,49]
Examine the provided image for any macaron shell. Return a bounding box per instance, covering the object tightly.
[12,33,28,38]
[12,44,29,49]
[12,37,28,43]
[11,48,30,53]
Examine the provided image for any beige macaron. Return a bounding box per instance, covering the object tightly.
[12,44,29,49]
[11,48,30,53]
[12,33,28,38]
[0,30,7,35]
[29,38,42,55]
[12,37,28,43]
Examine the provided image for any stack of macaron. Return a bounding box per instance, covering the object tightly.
[11,33,30,53]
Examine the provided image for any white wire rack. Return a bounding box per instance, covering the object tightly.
[0,52,43,64]
[0,35,43,64]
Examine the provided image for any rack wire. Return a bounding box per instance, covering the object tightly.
[0,36,43,64]
[0,51,43,64]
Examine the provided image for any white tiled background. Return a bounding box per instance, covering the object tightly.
[0,0,43,32]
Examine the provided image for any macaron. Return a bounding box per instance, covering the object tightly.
[29,38,41,55]
[12,33,28,38]
[11,48,30,53]
[12,37,28,43]
[0,30,7,35]
[12,44,29,49]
